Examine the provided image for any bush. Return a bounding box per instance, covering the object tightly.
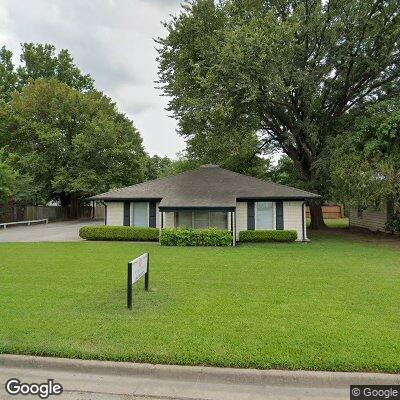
[79,226,159,241]
[385,212,400,235]
[160,228,232,246]
[239,230,298,242]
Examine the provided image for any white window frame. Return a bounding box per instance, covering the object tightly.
[255,201,276,230]
[130,202,149,227]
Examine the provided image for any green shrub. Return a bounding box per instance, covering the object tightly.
[385,212,400,235]
[239,230,298,242]
[79,226,159,242]
[160,228,232,246]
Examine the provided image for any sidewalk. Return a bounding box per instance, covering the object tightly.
[1,355,399,400]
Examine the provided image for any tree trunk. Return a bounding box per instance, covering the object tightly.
[70,193,79,219]
[59,192,70,207]
[308,200,326,229]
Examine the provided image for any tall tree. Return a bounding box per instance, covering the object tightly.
[0,47,18,103]
[144,155,173,180]
[17,43,94,92]
[331,99,400,208]
[157,0,400,228]
[0,150,16,201]
[3,79,146,211]
[267,155,304,188]
[0,43,94,103]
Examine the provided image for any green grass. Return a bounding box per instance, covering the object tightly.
[1,231,400,373]
[307,217,349,229]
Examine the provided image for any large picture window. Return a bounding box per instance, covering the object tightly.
[256,202,274,230]
[176,211,192,228]
[176,211,228,230]
[131,202,148,227]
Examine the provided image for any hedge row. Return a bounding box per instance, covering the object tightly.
[79,226,159,241]
[79,226,297,244]
[160,228,232,246]
[239,230,298,242]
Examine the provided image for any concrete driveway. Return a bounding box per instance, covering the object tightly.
[0,219,102,242]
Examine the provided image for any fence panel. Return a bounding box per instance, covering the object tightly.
[306,205,343,219]
[8,205,105,223]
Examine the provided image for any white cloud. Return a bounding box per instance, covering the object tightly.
[0,0,185,157]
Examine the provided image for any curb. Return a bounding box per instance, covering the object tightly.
[1,354,399,388]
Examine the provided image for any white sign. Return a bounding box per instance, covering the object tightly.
[129,253,148,284]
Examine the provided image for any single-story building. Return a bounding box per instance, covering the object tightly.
[349,200,396,232]
[89,164,319,243]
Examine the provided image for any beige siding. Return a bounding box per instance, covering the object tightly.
[164,212,175,228]
[349,208,387,232]
[236,202,247,240]
[105,202,123,226]
[283,201,305,241]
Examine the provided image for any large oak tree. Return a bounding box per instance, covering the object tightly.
[157,0,400,228]
[2,79,146,212]
[0,43,94,103]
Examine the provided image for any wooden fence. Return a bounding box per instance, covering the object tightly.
[0,204,104,223]
[306,205,343,219]
[25,205,105,221]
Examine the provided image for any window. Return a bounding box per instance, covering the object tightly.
[175,211,228,229]
[256,202,274,230]
[131,202,148,227]
[210,211,228,229]
[176,211,192,228]
[193,211,209,228]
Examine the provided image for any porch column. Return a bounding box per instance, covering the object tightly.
[230,210,236,246]
[159,211,164,244]
[233,209,236,246]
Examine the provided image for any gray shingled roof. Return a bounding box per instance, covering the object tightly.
[89,165,319,208]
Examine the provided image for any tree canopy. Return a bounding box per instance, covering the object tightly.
[157,0,400,227]
[2,79,146,206]
[331,99,400,208]
[0,150,16,202]
[0,43,94,103]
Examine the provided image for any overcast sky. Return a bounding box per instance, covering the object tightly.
[0,0,186,157]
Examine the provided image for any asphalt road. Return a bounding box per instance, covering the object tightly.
[0,220,102,242]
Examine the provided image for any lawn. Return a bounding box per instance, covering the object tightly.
[307,217,349,229]
[1,231,400,373]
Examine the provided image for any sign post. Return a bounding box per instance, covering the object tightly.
[127,252,149,310]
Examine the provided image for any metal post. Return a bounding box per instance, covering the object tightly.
[127,262,133,309]
[145,253,149,291]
